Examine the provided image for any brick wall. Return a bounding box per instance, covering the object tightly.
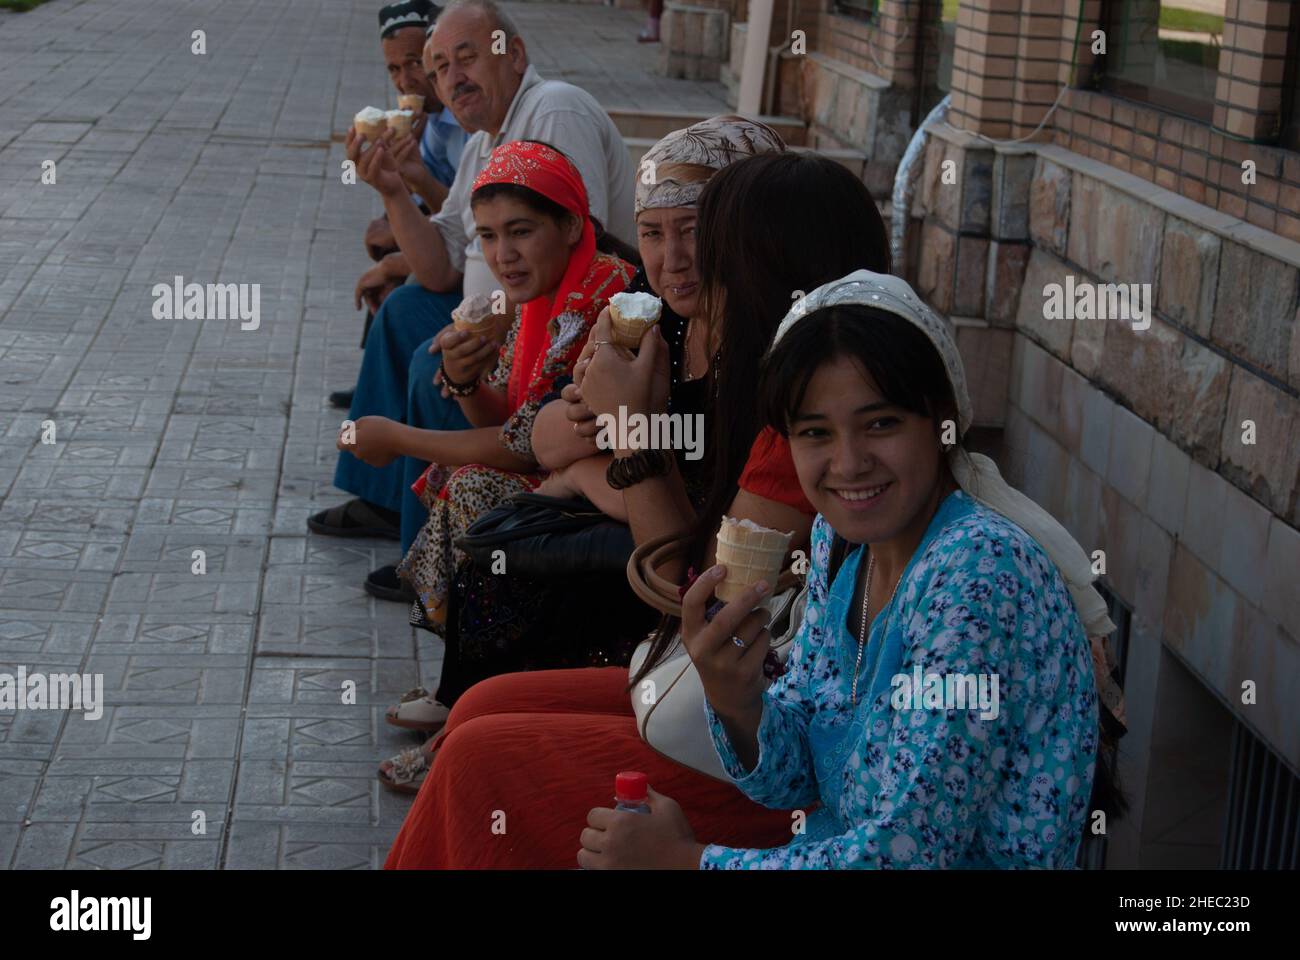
[1055,90,1300,242]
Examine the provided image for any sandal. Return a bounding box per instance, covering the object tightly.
[377,745,432,794]
[307,498,401,540]
[385,687,450,732]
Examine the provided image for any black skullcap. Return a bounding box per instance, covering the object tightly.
[379,1,430,39]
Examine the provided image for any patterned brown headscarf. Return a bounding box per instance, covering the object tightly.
[634,115,787,215]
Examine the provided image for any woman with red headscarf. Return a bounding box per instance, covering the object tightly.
[340,140,633,761]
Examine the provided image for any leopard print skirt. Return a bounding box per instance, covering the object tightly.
[397,463,539,625]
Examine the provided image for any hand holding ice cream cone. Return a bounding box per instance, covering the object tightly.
[714,516,794,604]
[608,291,662,350]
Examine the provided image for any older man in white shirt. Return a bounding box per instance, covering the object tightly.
[311,0,636,605]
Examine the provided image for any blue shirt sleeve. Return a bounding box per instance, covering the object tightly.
[420,111,461,188]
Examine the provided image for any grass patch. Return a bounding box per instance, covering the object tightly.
[1159,6,1224,34]
[0,0,54,10]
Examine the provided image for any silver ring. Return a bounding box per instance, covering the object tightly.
[731,635,746,649]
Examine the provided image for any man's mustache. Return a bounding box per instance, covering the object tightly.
[452,82,480,100]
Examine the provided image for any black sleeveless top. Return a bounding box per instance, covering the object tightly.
[628,268,712,508]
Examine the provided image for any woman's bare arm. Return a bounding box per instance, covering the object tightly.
[532,398,601,470]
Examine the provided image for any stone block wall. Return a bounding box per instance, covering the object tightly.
[904,123,1300,864]
[800,53,912,197]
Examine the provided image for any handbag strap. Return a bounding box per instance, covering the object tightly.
[626,531,800,619]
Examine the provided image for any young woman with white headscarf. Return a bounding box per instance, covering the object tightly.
[577,270,1121,869]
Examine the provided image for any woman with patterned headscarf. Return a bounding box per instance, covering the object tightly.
[533,114,793,516]
[384,136,903,868]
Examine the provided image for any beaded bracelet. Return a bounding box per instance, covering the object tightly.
[440,362,479,397]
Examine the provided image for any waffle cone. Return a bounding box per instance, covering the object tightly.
[714,517,792,603]
[398,95,424,113]
[388,113,413,138]
[609,301,659,349]
[354,118,387,138]
[453,314,495,336]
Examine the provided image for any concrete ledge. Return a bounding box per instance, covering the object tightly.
[805,51,891,92]
[1034,143,1300,272]
[607,107,806,145]
[622,135,863,176]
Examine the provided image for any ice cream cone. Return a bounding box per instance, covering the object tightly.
[714,516,793,603]
[398,94,425,114]
[451,293,496,336]
[608,291,661,350]
[386,109,415,138]
[353,107,388,139]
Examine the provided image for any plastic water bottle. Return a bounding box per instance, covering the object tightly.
[614,771,651,814]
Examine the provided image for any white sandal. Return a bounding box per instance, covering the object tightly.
[378,745,431,795]
[385,687,450,732]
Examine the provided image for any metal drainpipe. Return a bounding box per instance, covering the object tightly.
[890,93,950,279]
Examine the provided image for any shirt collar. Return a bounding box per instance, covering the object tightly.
[480,64,543,157]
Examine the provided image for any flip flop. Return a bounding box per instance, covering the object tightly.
[307,499,401,540]
[378,744,433,794]
[385,687,450,732]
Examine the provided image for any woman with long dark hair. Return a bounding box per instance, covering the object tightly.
[384,152,895,866]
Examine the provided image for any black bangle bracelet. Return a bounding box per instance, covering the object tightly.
[606,449,674,490]
[440,361,479,397]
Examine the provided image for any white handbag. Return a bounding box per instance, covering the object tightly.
[628,583,805,780]
[624,532,856,780]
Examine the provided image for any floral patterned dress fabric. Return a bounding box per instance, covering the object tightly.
[397,254,633,618]
[701,491,1099,869]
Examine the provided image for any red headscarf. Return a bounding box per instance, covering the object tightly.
[471,140,598,411]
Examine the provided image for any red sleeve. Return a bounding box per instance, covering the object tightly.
[737,427,815,516]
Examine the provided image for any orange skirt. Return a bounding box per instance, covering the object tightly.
[384,667,796,868]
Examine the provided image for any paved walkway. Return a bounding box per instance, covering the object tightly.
[0,0,726,869]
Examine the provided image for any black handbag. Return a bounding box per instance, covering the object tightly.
[454,492,635,579]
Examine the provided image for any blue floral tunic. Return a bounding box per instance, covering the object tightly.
[702,490,1099,869]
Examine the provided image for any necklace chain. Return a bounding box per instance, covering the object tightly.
[851,552,903,706]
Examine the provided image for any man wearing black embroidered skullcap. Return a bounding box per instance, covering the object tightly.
[332,1,468,410]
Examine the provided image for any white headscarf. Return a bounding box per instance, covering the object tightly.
[771,269,1118,641]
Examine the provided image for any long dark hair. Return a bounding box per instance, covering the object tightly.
[757,304,1127,830]
[470,141,641,265]
[630,151,890,686]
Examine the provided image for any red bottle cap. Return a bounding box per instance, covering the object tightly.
[615,771,648,803]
